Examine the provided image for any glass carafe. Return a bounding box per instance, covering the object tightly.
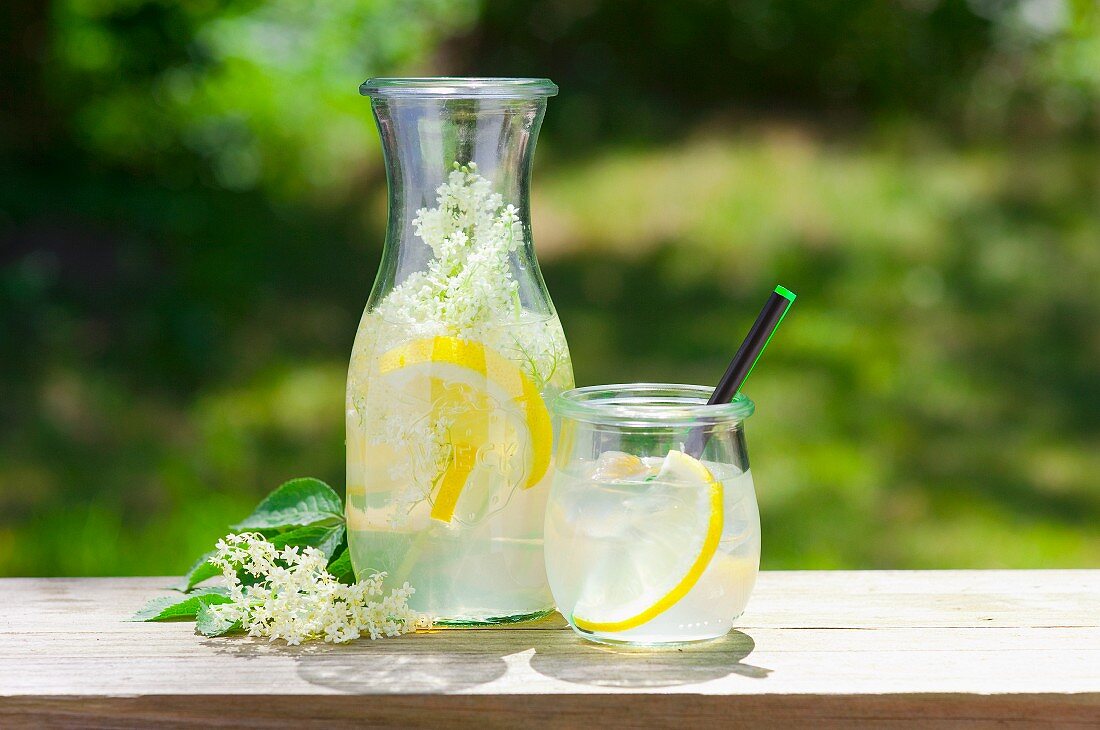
[346,78,574,624]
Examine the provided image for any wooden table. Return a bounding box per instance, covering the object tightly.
[1,571,1098,727]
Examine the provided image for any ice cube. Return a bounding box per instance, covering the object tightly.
[591,451,649,482]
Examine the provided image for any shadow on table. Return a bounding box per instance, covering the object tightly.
[203,629,539,694]
[528,629,771,688]
[202,624,769,693]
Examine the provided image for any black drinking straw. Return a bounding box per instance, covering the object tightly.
[686,285,796,457]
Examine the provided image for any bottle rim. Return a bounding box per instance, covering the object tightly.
[554,383,755,428]
[360,77,558,99]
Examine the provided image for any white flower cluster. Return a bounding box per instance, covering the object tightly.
[375,162,524,340]
[206,533,431,645]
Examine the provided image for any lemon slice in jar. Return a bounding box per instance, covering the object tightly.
[377,336,553,523]
[572,450,724,634]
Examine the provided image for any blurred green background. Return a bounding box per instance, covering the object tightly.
[2,0,1099,577]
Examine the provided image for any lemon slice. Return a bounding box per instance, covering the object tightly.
[572,450,724,634]
[377,336,552,523]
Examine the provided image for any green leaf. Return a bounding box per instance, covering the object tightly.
[269,523,346,560]
[172,551,220,592]
[195,602,242,637]
[231,477,343,530]
[130,588,231,622]
[327,548,355,584]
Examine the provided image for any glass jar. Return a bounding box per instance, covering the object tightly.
[346,78,573,624]
[545,384,759,645]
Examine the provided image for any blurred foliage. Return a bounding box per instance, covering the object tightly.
[1,0,1098,576]
[42,0,478,196]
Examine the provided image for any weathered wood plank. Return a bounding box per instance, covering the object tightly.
[2,627,1098,695]
[3,694,1100,729]
[1,572,1098,726]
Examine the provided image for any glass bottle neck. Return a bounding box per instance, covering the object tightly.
[367,95,552,314]
[372,96,545,248]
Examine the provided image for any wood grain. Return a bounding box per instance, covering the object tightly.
[1,571,1098,727]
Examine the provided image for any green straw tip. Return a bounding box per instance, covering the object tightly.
[774,284,797,302]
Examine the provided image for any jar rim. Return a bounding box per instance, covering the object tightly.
[360,77,558,99]
[554,383,755,427]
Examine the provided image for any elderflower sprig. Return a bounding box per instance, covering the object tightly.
[205,533,431,645]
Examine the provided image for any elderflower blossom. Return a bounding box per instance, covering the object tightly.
[375,162,525,341]
[205,532,431,645]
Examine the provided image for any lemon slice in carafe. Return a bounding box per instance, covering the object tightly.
[572,450,724,633]
[377,336,553,523]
